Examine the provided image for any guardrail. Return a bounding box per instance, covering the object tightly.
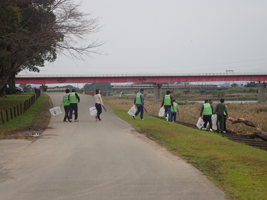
[0,89,41,124]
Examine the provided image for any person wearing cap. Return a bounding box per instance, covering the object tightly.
[214,98,228,133]
[62,89,71,122]
[200,99,214,131]
[68,88,80,122]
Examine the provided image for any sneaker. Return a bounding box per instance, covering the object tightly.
[165,117,168,121]
[209,129,213,132]
[63,120,67,122]
[133,115,136,119]
[94,116,98,121]
[202,128,206,130]
[69,120,72,122]
[99,119,102,122]
[74,119,79,122]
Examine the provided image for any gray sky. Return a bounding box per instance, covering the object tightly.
[21,0,267,75]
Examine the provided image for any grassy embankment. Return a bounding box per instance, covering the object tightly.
[106,95,267,133]
[105,97,267,200]
[0,93,51,137]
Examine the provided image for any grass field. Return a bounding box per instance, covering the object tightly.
[0,93,51,137]
[106,100,267,200]
[105,96,267,133]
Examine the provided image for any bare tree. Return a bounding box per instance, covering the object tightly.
[0,0,101,96]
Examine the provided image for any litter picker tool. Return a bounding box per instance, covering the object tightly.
[103,106,107,112]
[144,107,148,113]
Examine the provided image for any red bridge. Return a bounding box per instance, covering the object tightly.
[15,73,267,101]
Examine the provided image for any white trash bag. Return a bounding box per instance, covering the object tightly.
[127,105,136,116]
[196,117,204,129]
[49,106,62,116]
[212,114,217,130]
[89,107,97,116]
[158,107,165,117]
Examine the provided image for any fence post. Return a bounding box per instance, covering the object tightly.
[10,108,13,119]
[14,107,16,118]
[6,110,9,122]
[17,105,19,116]
[1,111,4,123]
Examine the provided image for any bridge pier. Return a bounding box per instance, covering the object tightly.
[257,83,266,102]
[153,83,162,99]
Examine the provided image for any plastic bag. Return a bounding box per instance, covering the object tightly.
[49,107,62,116]
[196,117,204,129]
[212,114,217,130]
[89,107,97,116]
[127,105,136,116]
[158,107,165,117]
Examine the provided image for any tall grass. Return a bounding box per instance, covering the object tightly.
[105,96,267,132]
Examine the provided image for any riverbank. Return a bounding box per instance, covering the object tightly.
[105,96,267,133]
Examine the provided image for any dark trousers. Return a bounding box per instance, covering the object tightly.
[171,112,177,122]
[203,115,212,129]
[217,114,224,132]
[135,105,144,119]
[224,115,227,131]
[63,106,70,121]
[69,103,78,120]
[95,103,102,120]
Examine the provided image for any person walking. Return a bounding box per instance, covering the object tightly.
[171,99,179,122]
[94,89,104,121]
[214,98,228,133]
[200,99,214,131]
[69,88,80,122]
[62,89,71,122]
[133,89,145,120]
[161,90,173,122]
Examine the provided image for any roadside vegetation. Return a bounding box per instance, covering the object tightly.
[0,93,51,138]
[105,100,267,200]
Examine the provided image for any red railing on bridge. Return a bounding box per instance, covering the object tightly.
[15,73,267,84]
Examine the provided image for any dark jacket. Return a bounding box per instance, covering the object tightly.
[214,103,227,116]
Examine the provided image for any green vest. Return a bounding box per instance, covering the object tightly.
[224,105,227,116]
[203,103,212,115]
[135,92,142,104]
[63,95,70,106]
[171,102,178,112]
[164,95,171,106]
[69,92,77,104]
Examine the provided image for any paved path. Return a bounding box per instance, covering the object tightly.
[0,93,225,200]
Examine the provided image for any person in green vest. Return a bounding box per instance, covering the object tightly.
[133,89,145,120]
[214,98,228,133]
[161,90,173,122]
[171,99,179,122]
[62,89,71,122]
[200,99,214,131]
[68,89,80,122]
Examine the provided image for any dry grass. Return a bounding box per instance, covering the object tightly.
[105,96,267,132]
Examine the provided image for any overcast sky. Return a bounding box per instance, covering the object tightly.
[20,0,267,75]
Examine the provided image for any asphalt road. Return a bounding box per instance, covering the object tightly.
[0,93,225,200]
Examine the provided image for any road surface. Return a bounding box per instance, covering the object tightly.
[0,93,225,200]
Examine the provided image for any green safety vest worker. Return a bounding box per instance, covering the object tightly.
[135,92,142,105]
[63,95,70,106]
[164,95,171,106]
[203,103,212,115]
[69,92,78,104]
[224,105,227,116]
[171,102,178,112]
